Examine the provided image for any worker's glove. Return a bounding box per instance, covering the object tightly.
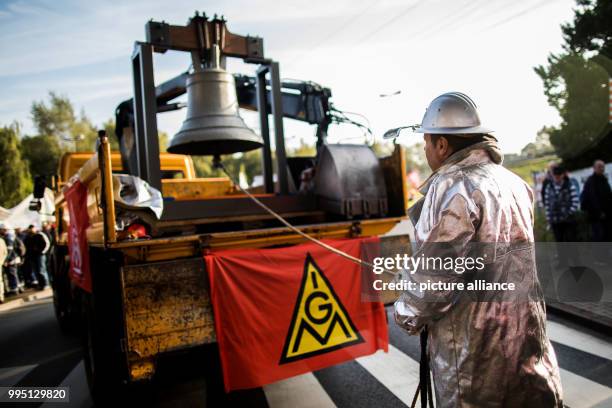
[393,300,423,336]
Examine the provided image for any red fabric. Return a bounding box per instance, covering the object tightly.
[205,237,388,392]
[64,180,91,293]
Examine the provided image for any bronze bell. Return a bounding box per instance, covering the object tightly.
[167,47,263,155]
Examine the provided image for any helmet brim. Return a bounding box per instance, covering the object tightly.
[413,125,493,134]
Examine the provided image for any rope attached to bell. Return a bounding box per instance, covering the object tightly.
[212,155,398,277]
[214,156,432,407]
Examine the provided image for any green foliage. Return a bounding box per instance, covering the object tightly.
[191,138,317,186]
[535,53,609,160]
[0,92,129,207]
[534,207,554,242]
[30,92,104,152]
[31,92,75,138]
[23,93,125,185]
[70,110,98,152]
[0,124,32,208]
[370,140,394,157]
[561,0,612,57]
[505,155,557,183]
[290,138,316,157]
[20,135,62,182]
[535,0,612,167]
[101,118,120,151]
[192,150,264,186]
[158,131,169,152]
[403,142,431,178]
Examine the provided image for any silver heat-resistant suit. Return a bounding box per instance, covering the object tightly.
[394,140,563,407]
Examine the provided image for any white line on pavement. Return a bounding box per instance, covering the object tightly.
[40,360,91,408]
[263,372,336,408]
[547,320,612,360]
[0,364,37,386]
[356,345,420,406]
[560,368,612,408]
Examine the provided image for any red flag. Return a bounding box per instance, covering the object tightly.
[64,180,91,293]
[205,237,388,392]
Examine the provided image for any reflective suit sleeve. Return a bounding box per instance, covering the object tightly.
[394,192,478,335]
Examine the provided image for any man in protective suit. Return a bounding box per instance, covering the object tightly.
[393,92,563,407]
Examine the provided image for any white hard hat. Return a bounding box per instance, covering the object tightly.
[414,92,492,135]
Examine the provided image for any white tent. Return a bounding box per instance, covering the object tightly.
[0,206,9,221]
[0,188,55,229]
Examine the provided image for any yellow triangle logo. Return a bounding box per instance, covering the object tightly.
[280,253,364,364]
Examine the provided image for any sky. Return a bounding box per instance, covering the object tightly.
[0,0,576,154]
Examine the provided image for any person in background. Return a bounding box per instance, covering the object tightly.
[42,222,55,247]
[41,222,56,280]
[12,227,26,291]
[0,224,24,296]
[544,165,580,266]
[23,225,50,290]
[14,227,26,242]
[541,161,557,207]
[0,236,7,303]
[581,160,612,242]
[566,169,580,197]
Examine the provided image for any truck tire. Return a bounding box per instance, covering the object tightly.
[82,249,150,406]
[50,247,78,333]
[82,293,127,405]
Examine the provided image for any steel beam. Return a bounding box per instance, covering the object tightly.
[131,42,162,190]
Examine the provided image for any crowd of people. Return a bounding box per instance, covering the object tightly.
[0,222,54,303]
[541,159,612,265]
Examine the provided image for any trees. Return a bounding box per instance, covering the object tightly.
[21,93,121,183]
[31,92,76,139]
[0,124,32,208]
[191,138,316,187]
[404,142,431,178]
[20,135,62,184]
[31,92,100,152]
[535,0,611,168]
[1,92,123,208]
[535,53,609,162]
[561,0,612,57]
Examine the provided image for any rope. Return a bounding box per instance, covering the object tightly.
[213,158,398,277]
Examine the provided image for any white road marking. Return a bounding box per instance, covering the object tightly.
[547,320,612,360]
[356,345,420,406]
[15,317,612,408]
[0,364,37,386]
[560,368,612,408]
[40,360,91,408]
[263,372,336,408]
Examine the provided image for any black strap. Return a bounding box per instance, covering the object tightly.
[419,327,433,408]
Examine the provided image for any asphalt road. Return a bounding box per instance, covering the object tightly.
[1,299,612,407]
